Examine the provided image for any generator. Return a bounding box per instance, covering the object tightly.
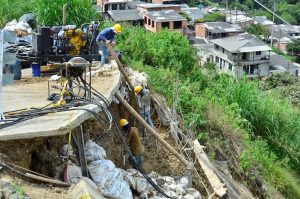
[19,21,101,62]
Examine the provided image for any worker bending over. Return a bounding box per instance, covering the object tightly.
[96,24,122,67]
[119,119,144,168]
[134,85,154,128]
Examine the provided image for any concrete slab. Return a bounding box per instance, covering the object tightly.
[0,62,121,141]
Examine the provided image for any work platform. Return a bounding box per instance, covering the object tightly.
[0,62,121,141]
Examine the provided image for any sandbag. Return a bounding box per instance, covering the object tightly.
[88,160,133,199]
[85,140,106,163]
[64,161,82,184]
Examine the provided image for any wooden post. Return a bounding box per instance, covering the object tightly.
[25,173,70,187]
[107,44,134,91]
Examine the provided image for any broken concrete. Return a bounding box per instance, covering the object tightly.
[0,62,120,141]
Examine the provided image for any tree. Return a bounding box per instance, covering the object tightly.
[286,39,300,63]
[194,12,226,24]
[245,24,270,39]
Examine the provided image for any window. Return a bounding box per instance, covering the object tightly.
[215,45,219,50]
[229,63,232,71]
[173,21,182,29]
[256,51,261,55]
[144,17,147,25]
[215,57,219,63]
[152,21,154,28]
[243,64,259,75]
[112,4,117,10]
[222,48,225,53]
[148,18,151,26]
[104,5,108,12]
[120,3,126,10]
[162,22,169,29]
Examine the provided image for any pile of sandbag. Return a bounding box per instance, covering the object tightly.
[4,19,32,37]
[85,140,133,199]
[126,67,148,87]
[122,169,201,199]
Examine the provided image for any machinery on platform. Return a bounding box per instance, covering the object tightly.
[17,21,101,62]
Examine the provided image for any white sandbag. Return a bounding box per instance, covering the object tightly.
[15,21,31,31]
[121,169,150,193]
[85,140,106,163]
[3,20,17,32]
[64,161,82,184]
[88,160,132,199]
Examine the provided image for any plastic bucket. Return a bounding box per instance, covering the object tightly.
[31,63,40,77]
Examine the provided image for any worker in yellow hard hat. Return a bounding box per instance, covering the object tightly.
[134,85,153,142]
[119,119,144,169]
[96,24,122,67]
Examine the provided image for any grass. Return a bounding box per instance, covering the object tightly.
[117,25,300,198]
[0,0,99,28]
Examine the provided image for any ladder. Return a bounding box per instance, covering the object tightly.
[0,30,4,119]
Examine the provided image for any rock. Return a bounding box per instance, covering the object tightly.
[0,179,31,199]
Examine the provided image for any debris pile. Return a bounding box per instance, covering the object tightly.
[122,169,201,199]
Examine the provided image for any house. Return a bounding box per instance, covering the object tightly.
[96,0,129,13]
[136,3,181,13]
[226,13,254,28]
[269,24,300,52]
[143,10,187,33]
[210,33,272,77]
[195,22,243,40]
[253,16,274,27]
[180,7,207,24]
[107,10,143,25]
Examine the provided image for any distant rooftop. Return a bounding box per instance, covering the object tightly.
[202,22,243,34]
[137,3,181,9]
[211,33,272,53]
[253,16,274,26]
[181,7,206,21]
[226,14,253,23]
[145,10,187,22]
[270,24,300,42]
[108,10,143,21]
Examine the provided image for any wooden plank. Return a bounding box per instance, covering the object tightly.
[193,140,227,197]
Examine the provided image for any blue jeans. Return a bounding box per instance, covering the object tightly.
[98,41,107,66]
[140,109,154,128]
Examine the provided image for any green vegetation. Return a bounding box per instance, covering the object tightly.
[117,25,300,198]
[194,12,225,23]
[286,39,300,63]
[12,183,24,198]
[0,0,35,28]
[245,24,269,38]
[0,0,98,28]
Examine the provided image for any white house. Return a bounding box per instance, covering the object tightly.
[211,33,272,77]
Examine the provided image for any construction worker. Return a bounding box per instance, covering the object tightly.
[96,24,122,67]
[119,119,144,169]
[134,85,154,129]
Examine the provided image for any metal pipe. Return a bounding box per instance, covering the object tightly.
[63,3,68,25]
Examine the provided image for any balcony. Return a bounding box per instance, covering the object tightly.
[239,56,270,65]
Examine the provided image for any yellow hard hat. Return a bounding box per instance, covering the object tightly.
[119,119,128,128]
[134,86,143,95]
[113,24,122,33]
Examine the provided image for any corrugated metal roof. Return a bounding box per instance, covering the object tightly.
[211,33,271,52]
[145,10,186,22]
[107,10,143,21]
